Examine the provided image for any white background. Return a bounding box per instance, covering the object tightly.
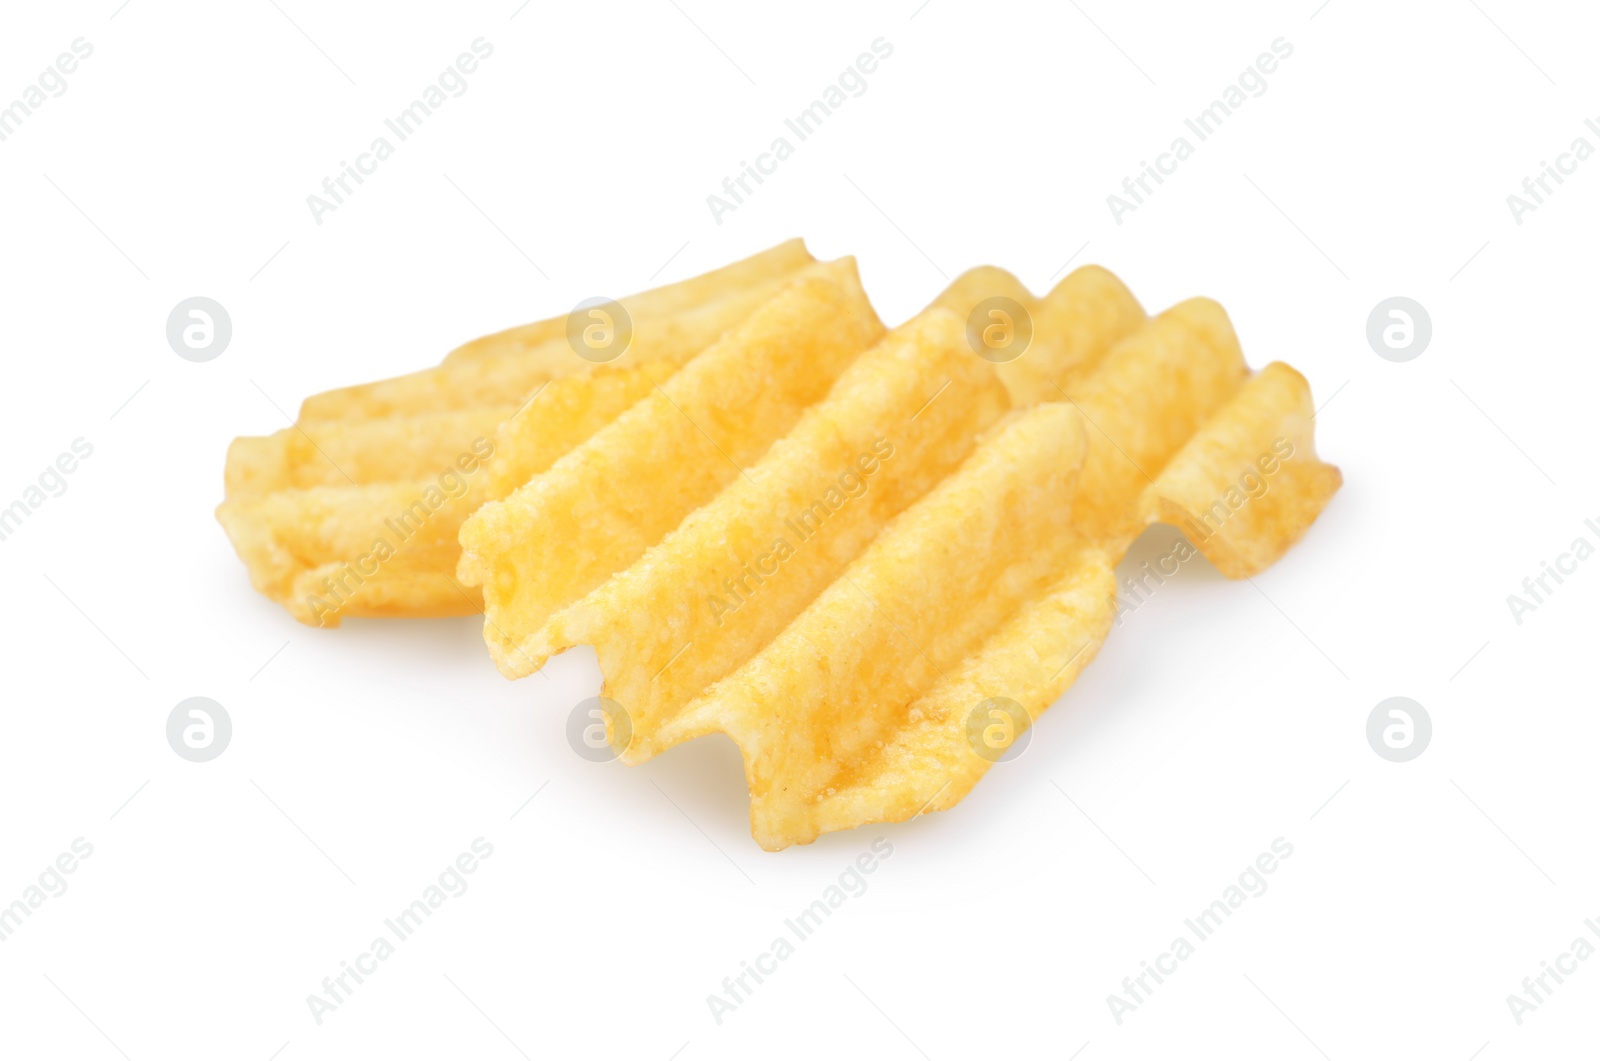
[0,1,1595,1058]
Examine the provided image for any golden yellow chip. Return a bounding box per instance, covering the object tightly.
[804,548,1115,842]
[217,476,492,625]
[543,288,1340,849]
[666,404,1104,848]
[930,263,1147,404]
[298,273,800,422]
[214,240,1344,850]
[224,407,515,497]
[1065,297,1248,544]
[217,241,812,624]
[457,257,887,675]
[537,261,1147,763]
[544,306,1012,757]
[439,238,813,365]
[1140,361,1342,577]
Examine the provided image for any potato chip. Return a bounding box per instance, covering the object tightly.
[440,238,813,365]
[298,275,799,422]
[536,290,1341,849]
[224,407,516,497]
[1065,297,1248,544]
[218,242,811,623]
[458,257,887,675]
[1139,361,1342,577]
[215,241,1344,850]
[665,404,1100,848]
[802,548,1115,843]
[929,263,1147,404]
[545,307,1012,756]
[217,478,490,624]
[538,263,1147,760]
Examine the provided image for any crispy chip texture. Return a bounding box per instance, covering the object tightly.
[670,404,1099,848]
[801,549,1115,840]
[224,407,516,497]
[217,478,492,624]
[458,257,887,675]
[459,258,1341,849]
[1140,361,1343,577]
[217,241,811,623]
[930,263,1147,404]
[215,241,1344,849]
[539,263,1145,772]
[1067,297,1248,544]
[550,286,1337,851]
[546,307,1011,757]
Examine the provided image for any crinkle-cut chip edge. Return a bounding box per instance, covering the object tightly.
[1139,361,1342,579]
[442,239,814,364]
[543,306,1012,757]
[458,257,885,679]
[761,546,1117,849]
[538,260,1148,728]
[651,405,1087,837]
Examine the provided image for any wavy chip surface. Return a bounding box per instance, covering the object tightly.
[458,257,887,674]
[216,241,816,624]
[214,242,1342,850]
[462,264,1341,849]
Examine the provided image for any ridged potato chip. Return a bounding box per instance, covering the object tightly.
[440,238,813,365]
[1140,361,1343,577]
[532,285,1341,848]
[669,404,1102,849]
[218,242,813,623]
[546,307,1012,756]
[538,262,1147,760]
[215,241,1344,850]
[458,257,887,675]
